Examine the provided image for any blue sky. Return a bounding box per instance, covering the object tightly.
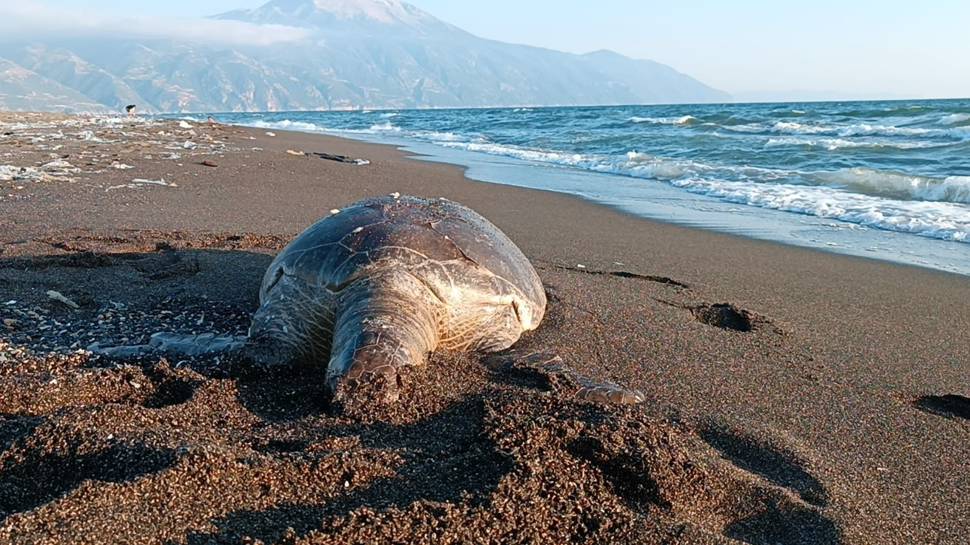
[26,0,970,100]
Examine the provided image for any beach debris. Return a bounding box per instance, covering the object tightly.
[265,131,277,137]
[106,178,178,191]
[1,161,78,182]
[0,165,24,181]
[330,208,341,215]
[0,113,238,202]
[390,192,401,199]
[47,290,80,309]
[78,130,108,142]
[41,159,80,176]
[286,149,306,156]
[198,160,218,168]
[311,151,370,165]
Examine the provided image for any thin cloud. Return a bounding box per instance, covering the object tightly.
[0,2,311,46]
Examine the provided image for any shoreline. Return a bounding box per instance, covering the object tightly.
[216,115,970,277]
[264,124,970,279]
[1,113,968,544]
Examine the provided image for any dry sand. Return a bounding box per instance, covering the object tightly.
[0,113,967,545]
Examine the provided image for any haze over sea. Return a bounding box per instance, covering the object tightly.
[207,99,970,275]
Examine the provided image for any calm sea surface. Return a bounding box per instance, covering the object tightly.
[201,100,970,275]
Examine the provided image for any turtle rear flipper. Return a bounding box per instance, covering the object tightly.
[327,270,441,408]
[498,351,645,405]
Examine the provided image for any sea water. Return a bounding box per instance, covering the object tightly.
[203,100,970,275]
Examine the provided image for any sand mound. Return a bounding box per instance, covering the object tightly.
[0,350,837,545]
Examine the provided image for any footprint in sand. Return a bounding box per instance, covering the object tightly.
[915,394,970,420]
[700,426,829,507]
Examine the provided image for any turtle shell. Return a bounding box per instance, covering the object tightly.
[261,195,546,329]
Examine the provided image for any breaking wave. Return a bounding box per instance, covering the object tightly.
[630,115,697,125]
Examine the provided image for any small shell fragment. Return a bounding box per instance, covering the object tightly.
[47,290,80,309]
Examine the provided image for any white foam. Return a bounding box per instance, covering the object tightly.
[440,141,588,167]
[764,137,940,151]
[630,115,697,125]
[250,119,329,133]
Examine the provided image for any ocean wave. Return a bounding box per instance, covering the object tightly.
[369,121,401,132]
[629,115,697,126]
[430,141,970,243]
[436,137,970,206]
[725,121,952,138]
[812,168,970,204]
[667,178,969,242]
[249,119,331,133]
[941,113,970,126]
[764,137,942,150]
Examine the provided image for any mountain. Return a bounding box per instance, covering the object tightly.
[0,0,729,112]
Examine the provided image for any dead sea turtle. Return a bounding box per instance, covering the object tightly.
[89,194,643,407]
[245,195,547,404]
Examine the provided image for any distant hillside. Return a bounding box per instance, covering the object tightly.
[0,0,729,113]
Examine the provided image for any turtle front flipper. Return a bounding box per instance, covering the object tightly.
[327,269,441,407]
[498,351,646,405]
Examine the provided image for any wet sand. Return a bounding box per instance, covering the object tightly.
[0,113,968,545]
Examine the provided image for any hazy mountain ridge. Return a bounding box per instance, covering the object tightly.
[0,0,729,113]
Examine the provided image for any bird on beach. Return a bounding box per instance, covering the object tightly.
[125,105,137,117]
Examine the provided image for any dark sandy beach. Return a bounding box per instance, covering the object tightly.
[0,113,967,545]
